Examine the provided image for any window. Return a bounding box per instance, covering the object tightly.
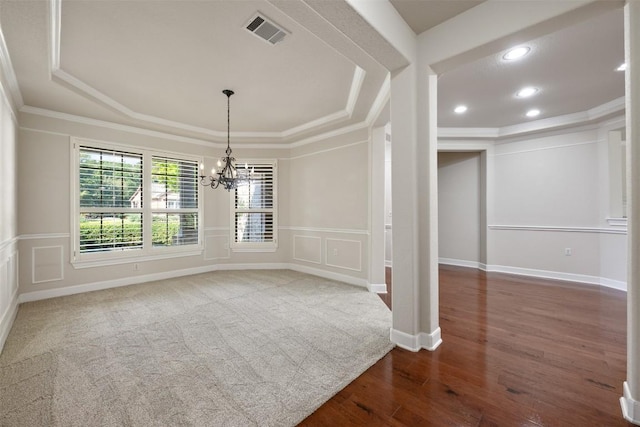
[78,147,143,254]
[231,160,277,251]
[73,140,201,264]
[151,156,199,247]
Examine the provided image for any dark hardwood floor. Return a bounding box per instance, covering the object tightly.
[300,265,630,426]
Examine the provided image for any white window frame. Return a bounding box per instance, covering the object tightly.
[71,138,203,268]
[230,159,278,252]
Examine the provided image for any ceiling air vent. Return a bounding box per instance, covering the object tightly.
[245,14,288,45]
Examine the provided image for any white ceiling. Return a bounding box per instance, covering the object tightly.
[435,7,625,128]
[0,0,627,144]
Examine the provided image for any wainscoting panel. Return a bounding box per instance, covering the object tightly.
[1,243,19,353]
[293,235,322,264]
[204,235,230,260]
[326,238,362,272]
[32,245,64,284]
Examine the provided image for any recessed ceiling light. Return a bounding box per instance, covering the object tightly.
[503,46,530,61]
[454,105,468,114]
[526,109,541,118]
[516,87,538,98]
[617,63,627,71]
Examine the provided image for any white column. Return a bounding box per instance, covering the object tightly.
[416,68,441,347]
[390,62,420,350]
[621,1,640,425]
[389,59,441,351]
[369,126,387,293]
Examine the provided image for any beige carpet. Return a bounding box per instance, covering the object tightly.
[0,270,393,426]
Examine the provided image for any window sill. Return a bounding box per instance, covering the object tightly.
[231,247,278,253]
[72,248,203,269]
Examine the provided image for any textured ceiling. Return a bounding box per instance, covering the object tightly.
[389,0,485,34]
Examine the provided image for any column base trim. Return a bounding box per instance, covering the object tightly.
[390,327,442,352]
[368,283,387,293]
[621,382,640,425]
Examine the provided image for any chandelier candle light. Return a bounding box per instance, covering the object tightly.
[200,89,251,191]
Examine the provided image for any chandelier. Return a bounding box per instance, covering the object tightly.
[200,89,250,191]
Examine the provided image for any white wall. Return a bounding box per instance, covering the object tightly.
[436,123,627,289]
[15,111,373,301]
[286,129,370,284]
[437,151,481,265]
[490,126,626,288]
[0,73,18,351]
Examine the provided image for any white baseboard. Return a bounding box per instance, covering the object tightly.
[390,327,442,352]
[18,264,221,303]
[18,262,375,303]
[439,258,482,269]
[621,382,640,424]
[214,262,290,271]
[368,283,387,293]
[439,258,627,292]
[0,288,19,354]
[288,263,369,288]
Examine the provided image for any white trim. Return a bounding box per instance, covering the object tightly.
[288,263,368,288]
[325,238,362,272]
[438,128,500,139]
[47,6,367,143]
[621,382,640,424]
[365,74,390,124]
[32,245,64,284]
[213,262,289,271]
[0,287,19,354]
[384,260,392,267]
[440,259,627,291]
[20,107,222,148]
[280,226,369,235]
[0,237,18,252]
[390,327,442,352]
[19,264,218,303]
[600,277,627,292]
[488,224,627,235]
[438,97,626,141]
[485,264,626,291]
[19,233,70,240]
[607,217,628,227]
[286,140,368,160]
[493,139,599,157]
[292,235,322,264]
[367,283,387,293]
[203,235,230,260]
[71,249,203,269]
[288,121,369,148]
[17,263,371,302]
[438,258,483,269]
[0,9,24,115]
[346,66,366,115]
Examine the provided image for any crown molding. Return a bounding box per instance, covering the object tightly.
[0,13,24,119]
[47,0,367,142]
[439,97,625,140]
[365,73,390,125]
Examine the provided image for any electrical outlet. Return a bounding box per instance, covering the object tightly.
[332,248,338,256]
[564,248,572,256]
[134,263,139,271]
